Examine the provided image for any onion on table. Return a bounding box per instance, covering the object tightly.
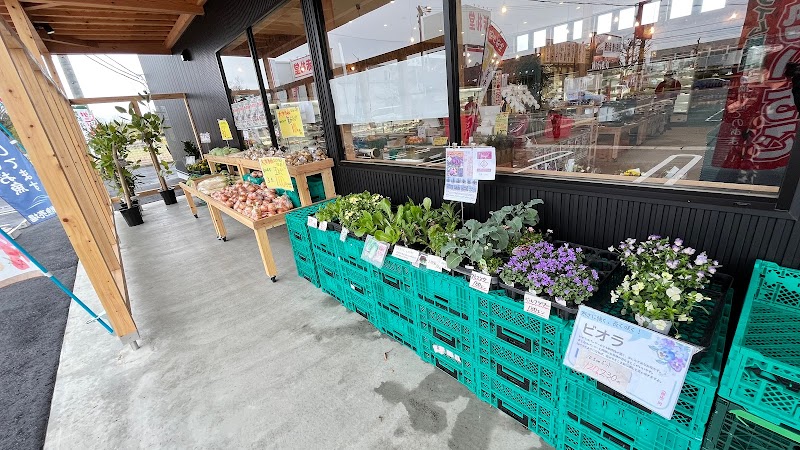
[210,180,294,220]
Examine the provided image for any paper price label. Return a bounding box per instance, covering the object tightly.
[339,227,349,242]
[524,292,552,319]
[425,255,448,272]
[307,216,318,228]
[392,245,420,264]
[318,221,328,231]
[469,271,492,293]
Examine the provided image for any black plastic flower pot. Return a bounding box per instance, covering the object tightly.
[160,188,178,205]
[119,206,144,227]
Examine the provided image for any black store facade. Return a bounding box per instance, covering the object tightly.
[140,0,800,310]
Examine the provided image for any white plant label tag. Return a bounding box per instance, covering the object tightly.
[306,216,318,228]
[524,292,552,320]
[392,245,420,264]
[339,227,349,242]
[469,271,492,293]
[318,221,328,231]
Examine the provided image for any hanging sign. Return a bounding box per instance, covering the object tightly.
[200,132,212,144]
[0,131,55,225]
[478,24,507,104]
[494,112,509,135]
[217,119,233,141]
[291,55,314,81]
[259,157,294,191]
[361,235,389,268]
[0,234,42,288]
[443,147,478,203]
[276,107,305,138]
[473,146,497,180]
[563,306,698,420]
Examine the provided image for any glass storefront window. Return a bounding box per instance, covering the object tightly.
[324,0,449,164]
[219,33,272,149]
[252,0,326,154]
[447,0,789,195]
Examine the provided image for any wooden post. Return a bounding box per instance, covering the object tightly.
[0,17,139,345]
[182,94,202,150]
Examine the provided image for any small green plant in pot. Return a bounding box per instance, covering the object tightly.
[119,92,176,205]
[610,235,720,337]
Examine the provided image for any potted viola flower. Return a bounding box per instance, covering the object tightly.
[499,241,600,308]
[610,235,720,336]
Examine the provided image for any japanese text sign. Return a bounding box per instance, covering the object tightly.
[0,131,55,225]
[276,107,305,138]
[291,55,313,80]
[361,235,389,268]
[563,306,698,419]
[259,157,294,191]
[443,148,478,203]
[218,119,233,141]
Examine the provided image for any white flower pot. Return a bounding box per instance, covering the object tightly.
[635,314,672,334]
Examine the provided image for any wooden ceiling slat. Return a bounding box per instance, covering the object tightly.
[21,0,204,15]
[45,40,171,54]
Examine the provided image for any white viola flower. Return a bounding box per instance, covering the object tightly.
[661,272,673,280]
[693,292,705,302]
[666,286,682,301]
[610,291,619,303]
[678,314,690,322]
[608,246,615,252]
[644,301,655,311]
[632,282,644,295]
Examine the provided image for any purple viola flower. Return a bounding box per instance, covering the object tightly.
[648,234,661,240]
[694,253,708,265]
[674,238,683,246]
[683,247,696,255]
[666,260,679,270]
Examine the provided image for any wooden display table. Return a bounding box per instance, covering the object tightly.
[179,180,292,281]
[205,155,336,206]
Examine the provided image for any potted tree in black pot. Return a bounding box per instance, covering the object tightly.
[120,94,177,205]
[88,121,144,227]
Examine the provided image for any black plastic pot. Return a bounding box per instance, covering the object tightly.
[160,188,178,205]
[120,206,144,227]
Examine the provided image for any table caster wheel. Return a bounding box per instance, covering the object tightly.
[271,276,277,283]
[222,237,227,242]
[194,214,198,218]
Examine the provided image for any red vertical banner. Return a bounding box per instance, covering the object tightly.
[713,0,800,171]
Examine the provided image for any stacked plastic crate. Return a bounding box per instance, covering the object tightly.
[558,277,734,450]
[284,201,334,287]
[704,260,800,450]
[474,291,569,446]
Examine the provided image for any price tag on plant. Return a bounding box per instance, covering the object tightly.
[339,227,349,242]
[391,245,420,264]
[425,255,448,272]
[361,235,389,268]
[318,221,328,231]
[307,216,318,228]
[469,271,492,293]
[523,292,552,319]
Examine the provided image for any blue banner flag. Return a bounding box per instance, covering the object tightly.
[0,130,55,224]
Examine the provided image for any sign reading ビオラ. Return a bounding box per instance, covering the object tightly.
[259,157,294,191]
[563,306,698,419]
[276,107,305,138]
[0,131,55,225]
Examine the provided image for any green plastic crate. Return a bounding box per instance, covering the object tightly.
[375,301,420,352]
[420,329,476,372]
[308,226,339,258]
[702,397,800,450]
[316,251,344,301]
[339,237,370,275]
[294,251,319,287]
[415,268,475,322]
[373,255,415,295]
[419,346,478,392]
[477,331,560,406]
[348,291,377,324]
[340,264,374,299]
[476,290,570,365]
[560,287,733,438]
[719,260,800,428]
[476,368,558,446]
[417,300,474,353]
[559,411,703,450]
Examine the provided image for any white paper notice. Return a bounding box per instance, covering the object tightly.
[473,146,497,180]
[318,221,328,231]
[524,292,552,319]
[444,147,478,203]
[307,216,318,228]
[469,271,492,293]
[392,245,421,264]
[339,227,349,242]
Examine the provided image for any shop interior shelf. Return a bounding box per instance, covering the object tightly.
[719,260,800,428]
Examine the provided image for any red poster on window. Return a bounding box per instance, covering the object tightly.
[712,0,800,171]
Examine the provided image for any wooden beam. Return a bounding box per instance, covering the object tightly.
[164,0,206,50]
[51,34,165,41]
[45,40,169,54]
[22,0,205,14]
[4,0,44,59]
[41,33,98,48]
[48,25,175,32]
[22,3,56,11]
[24,9,178,21]
[69,92,185,105]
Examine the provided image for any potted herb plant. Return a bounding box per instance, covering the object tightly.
[119,93,176,205]
[183,140,201,166]
[610,235,720,335]
[88,121,144,227]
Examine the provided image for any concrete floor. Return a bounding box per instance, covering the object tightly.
[45,200,553,450]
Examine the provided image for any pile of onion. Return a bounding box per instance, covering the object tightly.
[210,181,294,220]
